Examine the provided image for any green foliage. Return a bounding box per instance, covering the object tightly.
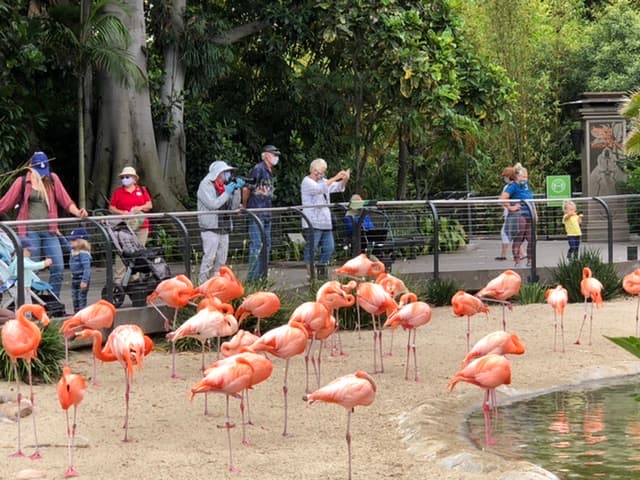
[0,322,64,384]
[605,336,640,359]
[551,248,622,303]
[422,278,463,307]
[516,282,547,305]
[420,216,467,252]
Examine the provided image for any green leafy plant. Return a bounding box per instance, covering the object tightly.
[516,282,547,304]
[0,322,64,384]
[551,248,622,303]
[421,278,463,306]
[420,216,467,253]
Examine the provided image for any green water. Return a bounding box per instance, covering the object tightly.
[466,377,640,479]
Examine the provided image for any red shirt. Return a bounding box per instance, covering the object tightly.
[109,185,152,229]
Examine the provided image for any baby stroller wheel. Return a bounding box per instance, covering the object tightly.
[102,284,126,308]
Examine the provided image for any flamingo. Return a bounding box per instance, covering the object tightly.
[57,365,87,478]
[476,270,521,330]
[383,292,432,381]
[191,352,273,471]
[356,282,397,374]
[0,304,49,459]
[303,371,377,480]
[376,272,409,356]
[146,274,196,378]
[545,285,569,352]
[60,299,116,384]
[316,280,356,356]
[194,266,244,303]
[575,267,604,346]
[248,319,309,436]
[451,290,490,352]
[447,354,512,446]
[288,301,334,391]
[334,253,385,278]
[461,331,526,367]
[74,325,153,441]
[623,268,640,336]
[234,291,281,336]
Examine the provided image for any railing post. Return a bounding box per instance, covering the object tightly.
[163,213,192,280]
[524,200,538,283]
[427,201,439,280]
[82,216,116,303]
[291,207,316,281]
[593,197,613,264]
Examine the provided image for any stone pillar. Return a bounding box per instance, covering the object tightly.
[576,92,629,241]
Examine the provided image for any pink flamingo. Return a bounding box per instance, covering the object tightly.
[461,330,526,367]
[476,270,521,330]
[451,290,490,351]
[234,291,280,336]
[623,268,640,336]
[57,365,87,477]
[316,280,356,356]
[376,272,409,356]
[575,267,604,346]
[545,285,569,352]
[356,282,397,374]
[194,266,244,303]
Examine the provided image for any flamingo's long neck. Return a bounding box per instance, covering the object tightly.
[88,331,117,362]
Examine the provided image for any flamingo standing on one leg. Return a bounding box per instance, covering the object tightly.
[248,319,309,436]
[451,290,490,352]
[57,365,87,478]
[447,354,513,446]
[75,325,153,441]
[375,272,409,357]
[545,285,569,352]
[356,282,397,374]
[383,292,432,381]
[60,299,116,384]
[147,274,197,378]
[235,291,280,336]
[575,267,604,346]
[191,352,273,471]
[1,304,49,459]
[316,280,356,357]
[623,268,640,336]
[303,371,377,480]
[476,270,521,331]
[461,331,526,367]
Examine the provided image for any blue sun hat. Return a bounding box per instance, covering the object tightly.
[19,237,33,251]
[31,151,50,176]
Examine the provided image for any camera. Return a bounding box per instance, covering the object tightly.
[230,175,257,186]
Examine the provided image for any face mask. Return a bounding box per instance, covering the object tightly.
[270,156,279,167]
[223,172,231,183]
[503,177,510,183]
[121,177,134,187]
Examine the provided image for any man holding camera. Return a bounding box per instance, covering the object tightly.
[197,160,244,283]
[242,144,280,282]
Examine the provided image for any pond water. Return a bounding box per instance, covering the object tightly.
[466,377,640,479]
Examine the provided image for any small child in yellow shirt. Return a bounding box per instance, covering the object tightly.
[562,200,583,260]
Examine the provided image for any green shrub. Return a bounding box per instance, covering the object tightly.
[0,322,64,384]
[516,282,547,304]
[550,248,622,303]
[420,216,467,253]
[422,278,463,306]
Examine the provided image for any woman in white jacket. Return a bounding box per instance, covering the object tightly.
[300,158,350,280]
[197,161,244,283]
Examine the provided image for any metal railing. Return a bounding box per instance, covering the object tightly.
[1,193,638,311]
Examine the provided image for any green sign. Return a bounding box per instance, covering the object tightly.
[546,175,571,206]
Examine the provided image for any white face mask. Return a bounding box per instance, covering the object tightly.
[121,177,134,187]
[270,155,279,167]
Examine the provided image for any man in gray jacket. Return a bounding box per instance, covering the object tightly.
[197,161,244,283]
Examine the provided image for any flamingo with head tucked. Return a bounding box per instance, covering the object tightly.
[1,304,49,459]
[57,365,87,477]
[234,291,280,336]
[451,290,490,352]
[461,330,526,367]
[316,280,356,356]
[194,266,244,303]
[356,282,397,374]
[545,285,569,352]
[476,270,521,331]
[623,268,640,336]
[375,272,409,356]
[334,253,385,278]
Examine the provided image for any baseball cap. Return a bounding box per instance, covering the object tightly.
[31,152,50,176]
[70,228,89,241]
[19,237,33,251]
[262,145,281,155]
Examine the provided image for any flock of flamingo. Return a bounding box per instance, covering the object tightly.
[2,253,640,478]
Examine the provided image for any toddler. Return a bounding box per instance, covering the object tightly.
[562,200,582,260]
[67,229,92,312]
[11,237,52,304]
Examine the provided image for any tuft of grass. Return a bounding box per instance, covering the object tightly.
[422,278,463,306]
[516,282,547,304]
[551,248,622,303]
[0,321,64,384]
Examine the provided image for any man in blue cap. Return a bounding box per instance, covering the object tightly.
[242,145,280,282]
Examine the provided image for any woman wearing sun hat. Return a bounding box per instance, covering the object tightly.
[0,151,87,298]
[108,166,153,281]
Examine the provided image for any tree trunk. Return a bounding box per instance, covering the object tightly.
[396,125,409,200]
[157,0,187,197]
[91,0,184,212]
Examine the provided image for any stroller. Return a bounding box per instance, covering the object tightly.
[0,234,66,317]
[101,220,172,307]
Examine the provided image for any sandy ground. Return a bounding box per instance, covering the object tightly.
[2,298,640,480]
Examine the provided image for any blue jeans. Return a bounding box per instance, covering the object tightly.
[247,217,272,281]
[72,277,89,312]
[303,229,335,266]
[27,230,64,297]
